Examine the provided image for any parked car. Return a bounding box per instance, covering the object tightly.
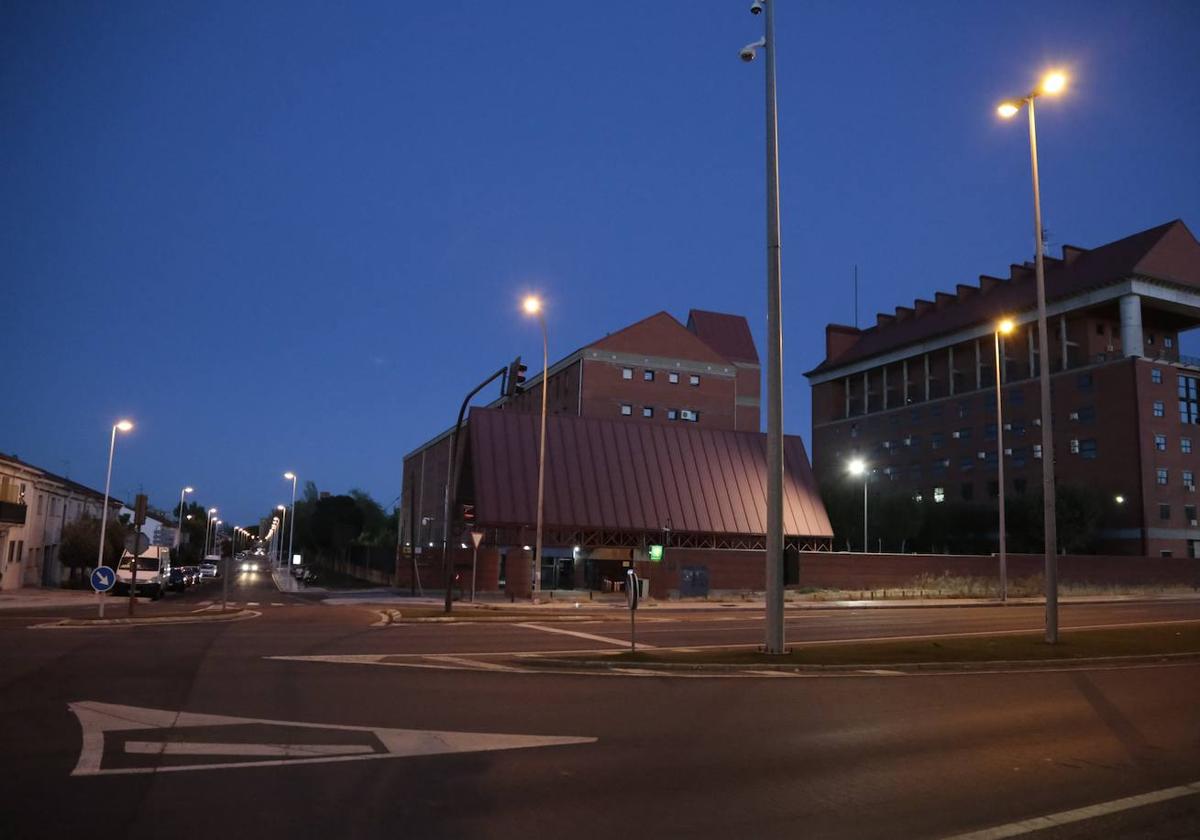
[113,549,170,599]
[166,566,187,592]
[199,562,219,579]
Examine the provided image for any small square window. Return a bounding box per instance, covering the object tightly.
[642,406,653,418]
[668,372,679,384]
[620,404,632,416]
[1151,368,1163,384]
[622,367,633,380]
[1079,439,1097,459]
[933,487,945,503]
[1077,373,1094,390]
[1153,400,1165,418]
[689,375,700,386]
[667,409,678,420]
[644,370,655,382]
[680,409,699,422]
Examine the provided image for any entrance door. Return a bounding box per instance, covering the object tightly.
[680,565,709,597]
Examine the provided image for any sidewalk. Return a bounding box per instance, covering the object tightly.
[0,588,102,610]
[270,569,325,595]
[306,588,1200,611]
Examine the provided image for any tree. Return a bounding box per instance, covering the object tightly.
[309,495,364,562]
[59,516,127,582]
[348,488,392,546]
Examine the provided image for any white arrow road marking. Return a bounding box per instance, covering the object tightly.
[69,701,595,777]
[126,742,376,757]
[517,622,656,649]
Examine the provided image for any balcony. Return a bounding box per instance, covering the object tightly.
[0,483,26,525]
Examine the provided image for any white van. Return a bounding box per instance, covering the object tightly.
[113,547,171,600]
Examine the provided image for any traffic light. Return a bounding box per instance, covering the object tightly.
[505,355,527,397]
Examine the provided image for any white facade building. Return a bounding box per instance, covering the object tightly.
[0,454,121,590]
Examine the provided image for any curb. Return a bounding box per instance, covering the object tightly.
[391,613,611,624]
[520,649,1200,675]
[30,609,261,629]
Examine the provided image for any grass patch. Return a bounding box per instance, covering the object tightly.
[591,622,1200,667]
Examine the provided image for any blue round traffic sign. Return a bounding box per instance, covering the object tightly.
[91,566,116,593]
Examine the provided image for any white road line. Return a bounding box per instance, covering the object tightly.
[517,622,655,649]
[125,741,374,757]
[426,655,527,673]
[270,602,285,607]
[246,602,259,607]
[943,779,1200,839]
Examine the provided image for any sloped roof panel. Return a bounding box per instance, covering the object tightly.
[469,407,832,539]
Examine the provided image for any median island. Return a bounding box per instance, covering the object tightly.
[555,622,1200,670]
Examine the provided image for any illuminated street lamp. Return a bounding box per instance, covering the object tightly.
[522,295,548,599]
[276,504,287,568]
[740,0,786,654]
[283,472,298,568]
[996,68,1069,642]
[174,486,194,549]
[96,419,134,572]
[847,458,868,553]
[994,318,1015,601]
[203,507,218,558]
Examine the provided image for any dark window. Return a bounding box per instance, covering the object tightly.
[1179,375,1199,424]
[1077,373,1094,391]
[985,423,997,440]
[930,432,944,450]
[1186,504,1197,523]
[959,456,975,472]
[987,480,999,498]
[1159,503,1171,521]
[1076,406,1096,425]
[1079,439,1098,459]
[1010,421,1026,438]
[930,404,943,418]
[1009,388,1025,405]
[643,370,655,381]
[961,483,974,501]
[955,428,971,441]
[1096,323,1105,336]
[1011,447,1028,468]
[910,408,922,423]
[1014,478,1028,495]
[957,401,970,418]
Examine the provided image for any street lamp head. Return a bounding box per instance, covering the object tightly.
[1040,70,1067,96]
[750,0,764,14]
[209,507,217,514]
[997,318,1015,335]
[1115,494,1125,504]
[996,101,1020,119]
[522,296,542,316]
[277,504,286,510]
[847,458,866,477]
[115,420,134,432]
[283,472,295,480]
[183,486,194,494]
[739,37,765,62]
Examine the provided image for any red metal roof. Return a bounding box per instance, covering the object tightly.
[468,407,831,539]
[807,220,1199,375]
[687,309,760,364]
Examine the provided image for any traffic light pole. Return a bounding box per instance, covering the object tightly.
[441,365,508,614]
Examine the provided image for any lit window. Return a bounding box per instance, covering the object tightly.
[1033,444,1043,459]
[622,368,633,380]
[644,370,655,382]
[667,409,678,420]
[1165,337,1174,349]
[680,409,699,422]
[689,375,700,386]
[621,404,632,416]
[1157,468,1169,485]
[1183,438,1192,454]
[1185,470,1195,490]
[642,407,653,418]
[1155,434,1167,451]
[1151,368,1163,384]
[1153,400,1165,418]
[668,372,679,384]
[933,487,945,503]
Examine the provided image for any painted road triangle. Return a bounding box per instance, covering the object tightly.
[69,700,595,777]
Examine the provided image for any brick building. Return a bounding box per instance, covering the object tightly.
[805,219,1200,557]
[399,308,831,594]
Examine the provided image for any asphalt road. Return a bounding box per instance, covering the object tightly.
[1,578,1197,839]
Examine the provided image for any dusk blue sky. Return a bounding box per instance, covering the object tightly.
[4,1,1199,527]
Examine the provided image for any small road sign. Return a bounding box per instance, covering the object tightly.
[91,566,116,593]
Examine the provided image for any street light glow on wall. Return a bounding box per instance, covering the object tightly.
[847,458,868,553]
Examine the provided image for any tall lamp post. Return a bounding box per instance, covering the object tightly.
[522,296,549,599]
[994,319,1015,601]
[203,507,217,558]
[283,472,298,568]
[96,420,134,571]
[174,486,193,549]
[848,459,868,552]
[740,0,786,654]
[276,504,287,568]
[997,69,1068,642]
